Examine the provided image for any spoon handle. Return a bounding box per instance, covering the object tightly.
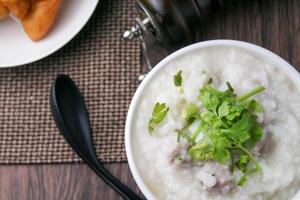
[51,107,143,200]
[79,151,143,200]
[58,132,143,200]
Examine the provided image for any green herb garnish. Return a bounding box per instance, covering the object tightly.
[174,70,182,86]
[148,103,169,134]
[187,82,265,185]
[182,103,199,123]
[174,70,184,93]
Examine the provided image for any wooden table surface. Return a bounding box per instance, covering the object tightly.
[1,0,300,199]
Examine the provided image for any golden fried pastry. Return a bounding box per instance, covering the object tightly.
[21,0,62,41]
[0,1,8,20]
[1,0,30,19]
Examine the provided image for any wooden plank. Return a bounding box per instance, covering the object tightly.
[0,164,144,200]
[0,0,299,199]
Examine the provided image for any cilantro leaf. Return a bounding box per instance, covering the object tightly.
[247,99,264,113]
[236,155,250,173]
[182,103,199,123]
[189,142,214,160]
[148,103,169,134]
[213,136,232,149]
[200,111,215,123]
[228,113,255,144]
[243,125,263,149]
[218,101,230,117]
[213,147,230,164]
[201,111,223,129]
[199,85,234,115]
[199,85,222,114]
[226,104,244,121]
[211,135,232,164]
[174,70,183,87]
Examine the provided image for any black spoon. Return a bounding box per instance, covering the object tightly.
[50,74,142,200]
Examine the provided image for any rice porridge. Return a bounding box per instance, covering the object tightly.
[129,45,300,200]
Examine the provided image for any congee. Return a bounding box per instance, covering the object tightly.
[131,46,300,200]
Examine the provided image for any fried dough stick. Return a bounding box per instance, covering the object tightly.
[0,1,8,20]
[22,0,62,41]
[1,0,30,19]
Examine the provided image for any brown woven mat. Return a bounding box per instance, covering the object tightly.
[0,0,140,164]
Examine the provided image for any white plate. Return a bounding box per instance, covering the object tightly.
[0,0,99,68]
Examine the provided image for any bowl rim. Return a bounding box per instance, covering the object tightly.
[125,39,300,200]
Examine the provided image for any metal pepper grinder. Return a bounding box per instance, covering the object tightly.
[123,0,223,79]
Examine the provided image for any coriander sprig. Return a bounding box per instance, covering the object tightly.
[187,82,265,185]
[174,70,184,93]
[174,70,182,87]
[148,103,169,134]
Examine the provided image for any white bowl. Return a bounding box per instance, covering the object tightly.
[125,40,300,200]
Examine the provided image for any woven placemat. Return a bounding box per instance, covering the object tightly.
[0,0,140,164]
